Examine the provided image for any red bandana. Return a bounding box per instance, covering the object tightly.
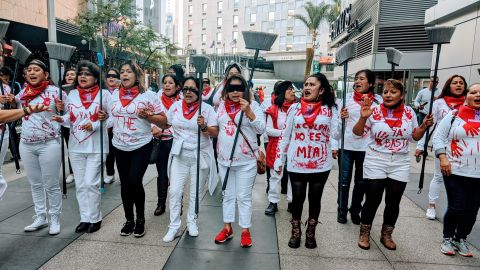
[78,85,100,109]
[457,105,480,135]
[380,103,405,128]
[282,101,294,113]
[353,91,374,105]
[202,86,212,96]
[182,100,199,120]
[20,81,50,103]
[270,94,276,105]
[224,98,241,121]
[161,93,178,110]
[443,96,465,110]
[119,86,140,107]
[300,98,322,128]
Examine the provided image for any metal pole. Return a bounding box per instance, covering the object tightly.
[47,0,59,85]
[339,63,348,216]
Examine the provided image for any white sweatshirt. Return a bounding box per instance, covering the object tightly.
[433,110,480,178]
[416,98,454,150]
[274,103,339,173]
[216,100,265,167]
[62,89,111,154]
[109,90,162,151]
[363,105,418,154]
[16,85,65,144]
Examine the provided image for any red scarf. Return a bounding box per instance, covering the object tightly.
[119,86,140,107]
[380,103,404,128]
[353,90,374,105]
[224,98,241,121]
[78,85,100,109]
[20,81,50,103]
[182,100,199,120]
[457,105,480,134]
[282,101,294,113]
[202,86,212,96]
[300,98,322,128]
[443,96,465,110]
[161,93,178,110]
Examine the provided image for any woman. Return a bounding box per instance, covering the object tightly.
[337,69,381,224]
[353,79,433,250]
[110,60,163,237]
[61,68,76,184]
[433,83,480,257]
[214,74,265,248]
[11,59,65,235]
[264,80,296,215]
[104,67,120,184]
[212,63,242,108]
[415,75,467,220]
[160,76,218,242]
[151,74,181,216]
[0,81,14,200]
[53,61,110,233]
[274,73,339,249]
[201,78,214,104]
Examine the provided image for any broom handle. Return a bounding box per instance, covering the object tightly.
[339,63,348,213]
[58,62,67,198]
[195,74,203,216]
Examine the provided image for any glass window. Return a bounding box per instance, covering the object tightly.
[286,44,293,51]
[217,32,223,42]
[217,17,223,27]
[281,20,287,29]
[202,3,207,13]
[251,14,257,23]
[234,0,239,8]
[261,21,269,32]
[326,64,334,72]
[270,0,275,3]
[269,12,275,21]
[218,1,223,11]
[275,20,281,29]
[279,36,286,44]
[188,5,193,15]
[188,20,193,29]
[245,7,251,18]
[232,47,238,54]
[233,15,239,25]
[216,48,222,54]
[276,3,281,11]
[202,19,206,28]
[188,35,192,45]
[233,31,238,40]
[202,34,207,43]
[268,28,274,33]
[288,9,295,16]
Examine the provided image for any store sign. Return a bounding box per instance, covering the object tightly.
[330,4,358,40]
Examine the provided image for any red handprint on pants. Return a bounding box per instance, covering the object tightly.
[450,139,463,158]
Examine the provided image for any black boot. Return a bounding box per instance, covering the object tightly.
[288,219,301,248]
[287,203,292,213]
[155,177,168,216]
[350,212,361,225]
[305,218,318,249]
[75,222,90,233]
[86,221,102,233]
[337,212,347,224]
[264,202,278,215]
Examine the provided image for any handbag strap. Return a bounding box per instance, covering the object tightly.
[231,120,258,159]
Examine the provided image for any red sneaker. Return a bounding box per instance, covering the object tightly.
[214,228,233,243]
[240,230,252,248]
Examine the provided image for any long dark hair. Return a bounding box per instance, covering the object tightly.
[223,63,242,80]
[438,74,467,98]
[273,80,294,107]
[74,60,103,88]
[119,60,145,92]
[62,67,76,85]
[168,64,185,83]
[307,73,336,108]
[222,73,251,102]
[354,69,376,93]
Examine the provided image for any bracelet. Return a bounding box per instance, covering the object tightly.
[23,107,31,116]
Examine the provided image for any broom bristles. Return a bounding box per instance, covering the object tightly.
[426,26,456,44]
[191,55,210,73]
[336,42,356,65]
[385,47,403,66]
[0,21,10,40]
[45,42,76,62]
[242,31,278,51]
[11,40,32,65]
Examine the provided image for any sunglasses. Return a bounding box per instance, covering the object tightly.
[182,87,199,93]
[78,71,93,77]
[106,73,119,79]
[226,84,245,93]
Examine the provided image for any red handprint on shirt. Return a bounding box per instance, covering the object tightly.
[89,107,99,122]
[69,111,77,123]
[450,139,463,158]
[463,123,480,137]
[43,97,51,107]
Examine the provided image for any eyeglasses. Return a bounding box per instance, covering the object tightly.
[106,73,119,79]
[182,87,198,93]
[78,71,93,77]
[226,84,245,93]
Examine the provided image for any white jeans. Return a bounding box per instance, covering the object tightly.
[168,149,208,231]
[0,137,9,200]
[70,152,105,223]
[19,139,62,217]
[267,168,292,203]
[428,158,443,204]
[219,162,257,229]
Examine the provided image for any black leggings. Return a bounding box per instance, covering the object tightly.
[443,174,480,240]
[360,178,407,226]
[106,129,116,176]
[155,139,172,205]
[115,142,152,221]
[289,171,330,220]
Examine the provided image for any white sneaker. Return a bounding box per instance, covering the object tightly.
[187,223,199,237]
[66,174,75,184]
[104,175,115,184]
[24,215,48,232]
[49,215,61,235]
[426,207,436,220]
[163,228,181,242]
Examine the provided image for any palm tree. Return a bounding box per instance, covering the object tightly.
[294,1,340,78]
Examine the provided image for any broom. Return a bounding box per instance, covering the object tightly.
[0,21,10,168]
[191,55,210,218]
[45,42,77,198]
[417,26,456,193]
[385,47,403,79]
[96,35,106,194]
[221,31,277,194]
[335,41,356,221]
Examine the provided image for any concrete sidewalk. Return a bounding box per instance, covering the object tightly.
[0,150,479,269]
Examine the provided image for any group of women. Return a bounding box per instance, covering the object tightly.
[1,56,478,256]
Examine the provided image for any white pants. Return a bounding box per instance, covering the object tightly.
[168,149,208,230]
[219,162,257,229]
[70,152,105,223]
[267,168,292,203]
[0,137,9,200]
[428,157,444,204]
[19,139,62,217]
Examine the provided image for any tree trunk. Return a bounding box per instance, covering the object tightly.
[304,47,314,79]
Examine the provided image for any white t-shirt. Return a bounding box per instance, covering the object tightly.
[416,98,454,150]
[338,93,382,151]
[433,110,480,178]
[109,90,161,151]
[167,101,217,151]
[0,84,12,138]
[16,85,65,144]
[364,105,418,154]
[63,89,111,154]
[275,103,339,173]
[216,100,265,167]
